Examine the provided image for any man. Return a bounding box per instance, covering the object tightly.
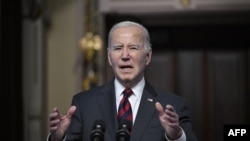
[48,21,197,141]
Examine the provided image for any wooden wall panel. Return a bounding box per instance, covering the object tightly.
[145,52,175,92]
[207,51,247,141]
[177,50,204,140]
[144,50,249,141]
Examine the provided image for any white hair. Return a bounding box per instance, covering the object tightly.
[108,21,152,52]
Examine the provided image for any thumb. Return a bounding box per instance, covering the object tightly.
[66,106,76,118]
[155,102,164,114]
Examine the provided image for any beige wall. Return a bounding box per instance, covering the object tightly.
[45,0,80,133]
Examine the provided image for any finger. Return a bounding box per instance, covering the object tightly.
[155,102,164,114]
[49,111,60,121]
[52,107,58,111]
[165,109,179,123]
[66,106,76,118]
[50,126,58,132]
[166,115,178,123]
[53,107,60,116]
[165,105,176,113]
[50,119,60,127]
[165,109,176,117]
[51,107,60,115]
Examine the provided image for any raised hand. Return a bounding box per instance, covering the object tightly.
[155,102,182,140]
[49,106,76,141]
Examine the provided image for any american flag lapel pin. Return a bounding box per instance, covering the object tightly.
[147,98,153,102]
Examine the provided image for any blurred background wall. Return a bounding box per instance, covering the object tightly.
[1,0,250,141]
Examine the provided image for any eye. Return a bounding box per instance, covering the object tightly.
[129,45,140,50]
[113,46,122,51]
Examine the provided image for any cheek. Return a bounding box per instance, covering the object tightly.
[136,57,148,69]
[138,58,150,71]
[141,54,149,64]
[108,54,119,67]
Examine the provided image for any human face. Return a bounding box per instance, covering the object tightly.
[108,26,152,88]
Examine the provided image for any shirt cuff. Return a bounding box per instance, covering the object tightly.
[165,127,186,141]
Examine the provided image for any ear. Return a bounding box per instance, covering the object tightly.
[145,49,152,66]
[108,51,112,66]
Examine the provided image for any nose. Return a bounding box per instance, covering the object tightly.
[121,48,130,60]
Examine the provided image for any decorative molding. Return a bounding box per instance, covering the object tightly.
[99,0,250,14]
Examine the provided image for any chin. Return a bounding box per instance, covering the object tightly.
[121,77,132,82]
[119,76,133,83]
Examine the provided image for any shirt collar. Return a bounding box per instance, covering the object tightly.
[114,77,145,97]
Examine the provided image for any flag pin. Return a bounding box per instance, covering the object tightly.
[147,98,153,102]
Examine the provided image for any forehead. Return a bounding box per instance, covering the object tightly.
[112,26,143,37]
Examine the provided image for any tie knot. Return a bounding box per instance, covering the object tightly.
[123,88,133,97]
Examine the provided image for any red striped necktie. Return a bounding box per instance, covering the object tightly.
[117,88,133,128]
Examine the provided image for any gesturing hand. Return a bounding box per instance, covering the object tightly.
[49,106,76,141]
[155,102,182,140]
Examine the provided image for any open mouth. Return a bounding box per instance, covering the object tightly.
[120,65,133,69]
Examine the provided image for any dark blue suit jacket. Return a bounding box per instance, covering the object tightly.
[66,80,197,141]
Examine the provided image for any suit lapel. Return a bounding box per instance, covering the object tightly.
[130,81,158,141]
[95,80,159,141]
[97,82,118,141]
